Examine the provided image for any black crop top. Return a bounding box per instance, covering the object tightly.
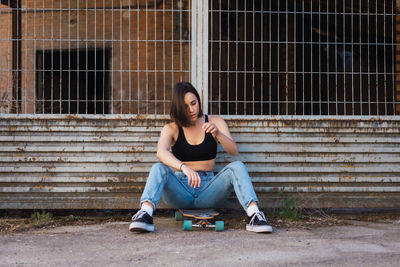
[171,115,217,162]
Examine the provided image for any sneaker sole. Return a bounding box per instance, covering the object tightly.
[246,224,273,233]
[129,222,154,232]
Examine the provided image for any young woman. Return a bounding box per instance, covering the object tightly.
[129,82,272,233]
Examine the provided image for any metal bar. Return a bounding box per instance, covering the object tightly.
[319,0,322,115]
[41,0,44,113]
[188,0,191,86]
[95,0,98,114]
[393,0,396,115]
[146,0,148,114]
[253,0,255,115]
[119,0,123,114]
[23,0,28,113]
[190,0,196,88]
[261,0,264,115]
[286,0,289,115]
[179,0,182,83]
[4,37,400,44]
[218,0,221,114]
[351,0,354,115]
[59,0,62,114]
[359,0,362,115]
[137,2,140,114]
[11,0,21,113]
[3,1,10,113]
[171,0,174,94]
[85,0,89,114]
[335,0,338,115]
[110,0,113,114]
[209,1,212,113]
[33,0,36,114]
[202,0,208,114]
[76,0,80,114]
[302,0,305,115]
[1,112,399,121]
[383,0,387,116]
[367,0,371,115]
[310,0,313,115]
[102,4,106,114]
[294,0,297,115]
[227,0,230,115]
[191,0,208,113]
[244,0,247,115]
[6,69,394,74]
[342,0,345,115]
[236,0,238,115]
[162,0,165,114]
[376,3,379,115]
[2,8,398,15]
[155,0,157,114]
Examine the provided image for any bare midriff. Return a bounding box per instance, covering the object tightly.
[176,158,216,172]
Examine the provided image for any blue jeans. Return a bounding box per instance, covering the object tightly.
[140,161,259,211]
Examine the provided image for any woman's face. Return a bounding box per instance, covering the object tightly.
[184,92,200,123]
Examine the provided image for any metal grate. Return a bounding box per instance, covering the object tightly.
[0,0,191,114]
[209,0,400,116]
[2,0,400,116]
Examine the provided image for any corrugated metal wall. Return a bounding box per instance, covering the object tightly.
[1,114,399,209]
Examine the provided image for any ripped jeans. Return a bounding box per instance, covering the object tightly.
[140,161,259,210]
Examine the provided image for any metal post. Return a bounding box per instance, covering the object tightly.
[396,0,400,114]
[11,0,21,113]
[287,0,295,115]
[191,0,208,113]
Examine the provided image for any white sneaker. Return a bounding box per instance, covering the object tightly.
[246,211,273,233]
[129,210,155,232]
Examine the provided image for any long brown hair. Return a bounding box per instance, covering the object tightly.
[170,82,203,127]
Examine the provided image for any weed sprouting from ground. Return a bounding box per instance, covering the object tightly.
[277,189,299,221]
[65,214,81,221]
[30,210,53,227]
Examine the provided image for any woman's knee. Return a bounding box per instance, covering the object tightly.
[149,162,171,180]
[228,161,247,171]
[151,162,169,172]
[227,161,252,182]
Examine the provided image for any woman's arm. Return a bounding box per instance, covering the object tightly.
[156,123,202,188]
[203,116,239,156]
[156,123,183,170]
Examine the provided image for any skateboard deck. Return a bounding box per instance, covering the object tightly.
[175,209,224,232]
[179,209,219,219]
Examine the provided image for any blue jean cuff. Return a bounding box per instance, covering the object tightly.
[245,199,259,209]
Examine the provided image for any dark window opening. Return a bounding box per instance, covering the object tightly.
[35,49,110,114]
[209,0,399,116]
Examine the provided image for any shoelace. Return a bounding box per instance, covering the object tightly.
[132,210,147,221]
[248,211,267,226]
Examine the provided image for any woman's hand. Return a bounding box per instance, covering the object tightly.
[202,122,219,137]
[206,115,239,156]
[181,164,201,188]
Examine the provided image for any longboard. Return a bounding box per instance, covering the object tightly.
[175,209,224,232]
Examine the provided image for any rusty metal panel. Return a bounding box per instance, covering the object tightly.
[0,114,399,209]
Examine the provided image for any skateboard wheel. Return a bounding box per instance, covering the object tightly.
[175,210,184,221]
[183,220,192,231]
[215,221,224,232]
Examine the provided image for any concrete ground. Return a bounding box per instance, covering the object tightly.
[1,215,400,267]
